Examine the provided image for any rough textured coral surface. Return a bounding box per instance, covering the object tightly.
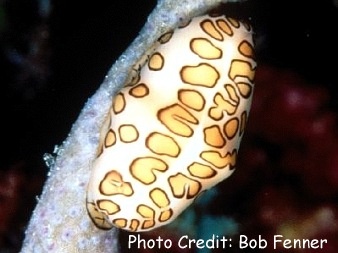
[20,0,236,252]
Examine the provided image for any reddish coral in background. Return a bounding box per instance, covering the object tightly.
[0,162,45,252]
[0,165,24,237]
[248,65,338,198]
[217,65,338,253]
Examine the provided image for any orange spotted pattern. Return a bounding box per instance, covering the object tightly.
[86,14,256,232]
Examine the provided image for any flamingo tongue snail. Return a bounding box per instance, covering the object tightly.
[86,13,256,232]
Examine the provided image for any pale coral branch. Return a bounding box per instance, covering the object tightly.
[20,0,237,252]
